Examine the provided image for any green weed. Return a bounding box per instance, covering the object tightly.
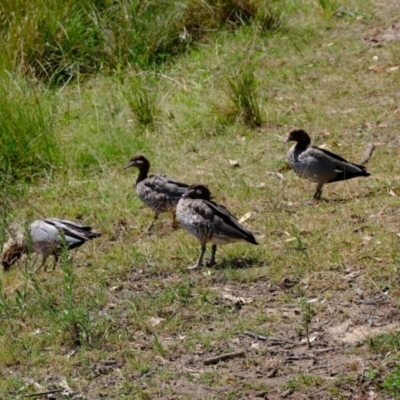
[382,366,400,397]
[367,332,400,354]
[0,0,278,83]
[224,64,263,127]
[0,79,60,182]
[125,80,159,129]
[300,298,317,348]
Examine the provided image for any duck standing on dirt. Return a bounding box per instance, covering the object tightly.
[124,154,189,231]
[1,218,101,271]
[285,129,370,200]
[176,184,258,270]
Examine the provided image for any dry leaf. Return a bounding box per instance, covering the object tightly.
[389,189,397,196]
[362,235,373,244]
[60,377,74,394]
[239,212,252,223]
[281,201,296,207]
[222,293,253,304]
[229,159,240,167]
[369,65,388,73]
[148,317,165,327]
[266,171,285,181]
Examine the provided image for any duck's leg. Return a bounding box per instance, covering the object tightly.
[35,255,48,273]
[171,210,179,229]
[187,244,206,270]
[313,184,323,200]
[52,253,59,270]
[206,244,217,267]
[147,211,159,232]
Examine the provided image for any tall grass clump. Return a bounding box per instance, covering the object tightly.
[0,79,60,182]
[224,65,263,127]
[0,0,285,83]
[124,78,160,129]
[0,0,107,85]
[317,0,341,19]
[103,0,285,67]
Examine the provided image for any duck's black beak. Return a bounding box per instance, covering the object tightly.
[124,161,135,169]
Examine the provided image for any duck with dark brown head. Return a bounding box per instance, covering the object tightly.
[125,154,189,232]
[285,129,370,200]
[1,218,100,271]
[176,184,258,270]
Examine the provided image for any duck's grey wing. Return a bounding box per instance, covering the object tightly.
[305,147,369,175]
[44,218,101,240]
[45,218,93,232]
[149,174,189,199]
[201,200,258,245]
[311,146,351,164]
[42,219,90,249]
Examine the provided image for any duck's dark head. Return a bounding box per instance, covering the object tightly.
[183,184,212,201]
[284,129,311,146]
[124,154,150,170]
[124,155,151,184]
[1,243,25,271]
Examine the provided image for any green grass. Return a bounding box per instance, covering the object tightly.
[0,0,287,83]
[0,79,60,183]
[2,0,400,398]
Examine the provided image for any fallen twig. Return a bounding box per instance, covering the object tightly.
[268,337,300,346]
[204,350,246,365]
[21,389,63,398]
[243,331,300,346]
[244,331,268,340]
[354,298,388,305]
[284,355,315,363]
[312,347,337,354]
[359,142,375,165]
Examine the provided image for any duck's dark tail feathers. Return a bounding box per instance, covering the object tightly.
[330,165,370,183]
[246,234,259,245]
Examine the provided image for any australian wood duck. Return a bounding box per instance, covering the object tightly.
[124,154,189,231]
[1,218,101,271]
[285,129,370,199]
[176,185,258,270]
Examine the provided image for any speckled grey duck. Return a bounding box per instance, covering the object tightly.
[285,129,370,200]
[1,218,101,271]
[124,154,189,231]
[176,185,258,270]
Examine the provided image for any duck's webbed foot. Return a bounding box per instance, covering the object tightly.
[187,263,203,271]
[187,244,206,271]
